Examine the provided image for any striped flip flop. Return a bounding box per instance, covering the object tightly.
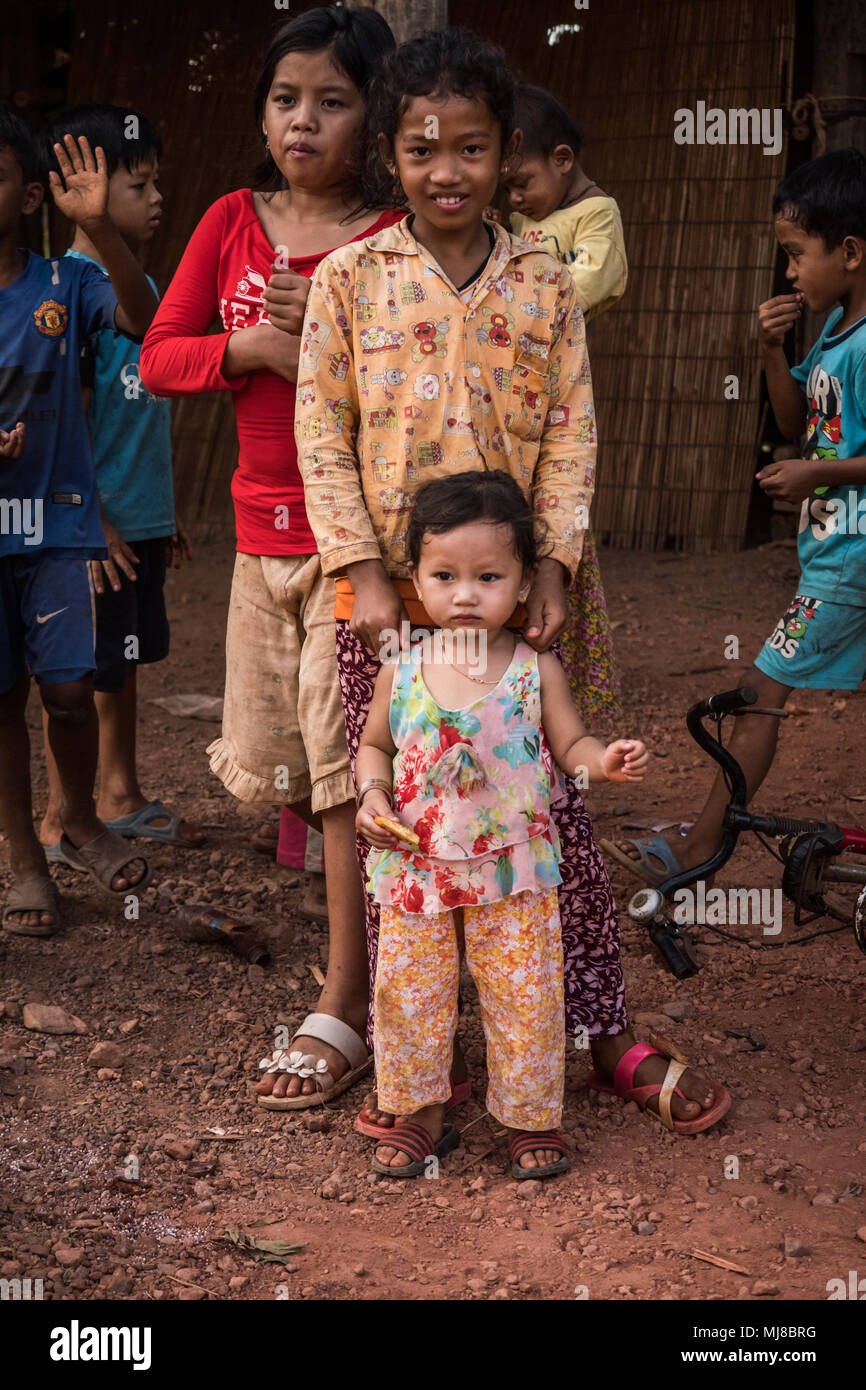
[371,1121,460,1178]
[509,1129,570,1181]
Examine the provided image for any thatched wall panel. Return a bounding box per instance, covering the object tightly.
[453,0,796,548]
[62,0,325,534]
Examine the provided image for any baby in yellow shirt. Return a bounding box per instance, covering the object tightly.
[504,84,627,321]
[500,84,627,728]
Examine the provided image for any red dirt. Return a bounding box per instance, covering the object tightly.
[2,538,865,1303]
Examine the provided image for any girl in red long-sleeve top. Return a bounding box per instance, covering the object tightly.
[141,5,401,1113]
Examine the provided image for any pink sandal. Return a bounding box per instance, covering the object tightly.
[355,1079,472,1139]
[587,1034,730,1134]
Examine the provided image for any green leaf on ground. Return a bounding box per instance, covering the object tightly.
[221,1227,307,1263]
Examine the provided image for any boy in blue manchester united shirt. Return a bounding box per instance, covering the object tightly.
[0,107,157,935]
[35,105,202,858]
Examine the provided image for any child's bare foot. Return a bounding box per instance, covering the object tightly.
[374,1102,444,1169]
[360,1039,469,1130]
[250,818,279,855]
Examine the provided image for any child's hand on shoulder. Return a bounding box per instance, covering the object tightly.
[757,293,803,348]
[0,421,25,460]
[755,457,819,504]
[264,263,311,335]
[49,135,109,229]
[601,738,648,783]
[356,791,403,849]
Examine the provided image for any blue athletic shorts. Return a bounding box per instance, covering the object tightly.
[754,591,866,690]
[0,553,96,694]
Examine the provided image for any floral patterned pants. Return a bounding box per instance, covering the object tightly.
[376,889,564,1131]
[336,622,629,1047]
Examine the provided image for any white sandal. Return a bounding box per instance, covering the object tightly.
[256,1012,372,1111]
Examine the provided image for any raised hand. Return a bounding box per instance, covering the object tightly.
[755,457,819,504]
[0,421,25,460]
[49,134,109,229]
[601,738,649,783]
[758,293,803,348]
[264,262,311,335]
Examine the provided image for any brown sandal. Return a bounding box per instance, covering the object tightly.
[2,875,62,937]
[59,828,152,896]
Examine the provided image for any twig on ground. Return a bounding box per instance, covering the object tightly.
[689,1248,750,1275]
[164,1271,216,1296]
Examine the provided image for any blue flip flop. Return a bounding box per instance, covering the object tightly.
[104,798,205,848]
[44,840,86,871]
[599,834,683,886]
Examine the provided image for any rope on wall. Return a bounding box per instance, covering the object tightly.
[790,92,866,155]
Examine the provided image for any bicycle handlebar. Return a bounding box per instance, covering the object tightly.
[655,687,758,900]
[689,686,758,721]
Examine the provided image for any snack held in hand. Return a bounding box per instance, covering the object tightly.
[373,815,420,849]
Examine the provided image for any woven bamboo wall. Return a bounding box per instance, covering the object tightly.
[61,0,797,547]
[454,0,797,550]
[62,0,326,532]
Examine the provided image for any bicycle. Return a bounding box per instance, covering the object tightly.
[626,686,866,978]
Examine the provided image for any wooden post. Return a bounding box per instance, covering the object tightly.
[358,0,447,46]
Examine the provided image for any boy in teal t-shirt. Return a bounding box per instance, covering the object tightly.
[608,148,866,885]
[39,105,203,857]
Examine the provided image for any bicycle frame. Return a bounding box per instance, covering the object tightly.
[629,686,866,977]
[655,688,850,901]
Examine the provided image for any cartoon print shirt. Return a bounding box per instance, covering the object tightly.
[140,190,399,554]
[366,639,563,914]
[0,250,118,556]
[67,251,175,543]
[791,308,866,606]
[295,216,596,583]
[510,196,628,321]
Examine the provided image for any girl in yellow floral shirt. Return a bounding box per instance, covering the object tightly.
[296,28,727,1151]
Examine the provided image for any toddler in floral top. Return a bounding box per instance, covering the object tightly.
[355,471,648,1180]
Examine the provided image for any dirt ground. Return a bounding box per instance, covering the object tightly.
[2,536,865,1304]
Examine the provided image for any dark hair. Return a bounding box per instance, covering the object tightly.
[772,147,866,249]
[0,105,44,186]
[406,470,540,571]
[514,84,584,161]
[364,28,516,208]
[252,4,396,191]
[44,104,162,179]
